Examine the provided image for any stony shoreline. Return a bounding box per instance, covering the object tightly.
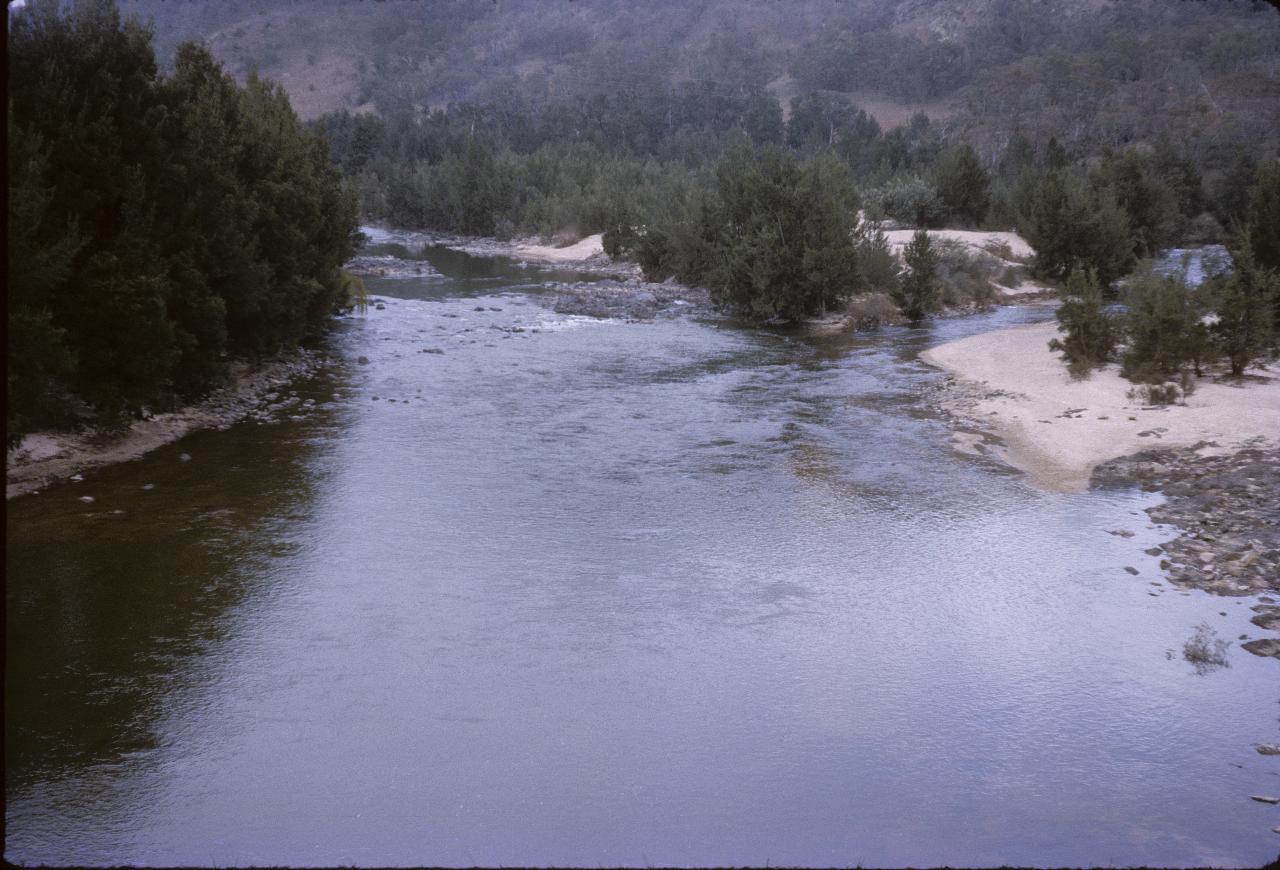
[5,349,326,500]
[1092,443,1280,660]
[548,278,716,320]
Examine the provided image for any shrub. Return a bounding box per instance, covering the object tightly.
[853,223,900,296]
[1126,381,1188,406]
[865,176,946,228]
[983,239,1016,261]
[893,229,940,321]
[1048,268,1118,377]
[1121,264,1208,383]
[935,240,999,309]
[844,293,902,330]
[1204,236,1277,376]
[1183,622,1230,674]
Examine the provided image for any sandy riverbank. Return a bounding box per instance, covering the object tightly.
[883,227,1036,260]
[6,351,324,499]
[514,233,606,262]
[883,228,1053,299]
[921,321,1280,491]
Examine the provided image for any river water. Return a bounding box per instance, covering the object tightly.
[6,241,1278,867]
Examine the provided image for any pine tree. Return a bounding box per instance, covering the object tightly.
[1246,161,1280,272]
[1121,266,1204,385]
[933,143,990,227]
[894,229,940,321]
[1047,268,1117,378]
[1207,237,1277,376]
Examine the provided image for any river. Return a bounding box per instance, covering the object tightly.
[5,239,1277,867]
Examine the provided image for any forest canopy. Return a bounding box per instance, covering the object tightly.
[7,0,360,441]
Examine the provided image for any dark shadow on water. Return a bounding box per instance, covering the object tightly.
[4,365,354,797]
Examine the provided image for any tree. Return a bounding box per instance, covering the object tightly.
[853,222,899,296]
[1211,150,1256,228]
[799,153,862,316]
[7,114,81,441]
[933,143,990,226]
[1047,268,1117,377]
[1246,161,1280,272]
[6,0,357,433]
[1206,238,1277,376]
[1120,265,1205,385]
[1015,168,1133,285]
[867,176,945,227]
[894,229,939,321]
[1095,149,1181,258]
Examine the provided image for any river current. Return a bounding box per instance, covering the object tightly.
[6,239,1278,867]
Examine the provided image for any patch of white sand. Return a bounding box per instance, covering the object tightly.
[884,228,1035,260]
[920,321,1280,491]
[994,280,1054,297]
[514,233,605,263]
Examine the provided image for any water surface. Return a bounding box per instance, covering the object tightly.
[6,249,1278,867]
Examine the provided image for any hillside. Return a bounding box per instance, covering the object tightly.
[118,0,1280,163]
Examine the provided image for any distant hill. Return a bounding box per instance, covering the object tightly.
[118,0,1280,162]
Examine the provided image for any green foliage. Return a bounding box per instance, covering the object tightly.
[1047,269,1117,378]
[1247,161,1280,272]
[852,223,900,296]
[1211,150,1257,228]
[637,146,862,322]
[864,176,945,228]
[6,0,357,440]
[932,144,990,227]
[1120,265,1206,385]
[7,111,83,441]
[1205,238,1277,377]
[1094,149,1182,258]
[893,230,940,321]
[934,240,998,310]
[1015,168,1133,285]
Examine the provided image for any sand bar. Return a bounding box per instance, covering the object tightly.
[514,233,606,263]
[920,321,1280,491]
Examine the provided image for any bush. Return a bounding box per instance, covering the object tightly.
[865,176,946,228]
[999,264,1023,287]
[1183,622,1230,674]
[893,229,940,321]
[935,240,998,309]
[853,223,900,295]
[1121,265,1207,383]
[844,292,902,330]
[1126,381,1188,406]
[1048,268,1117,377]
[1204,236,1277,376]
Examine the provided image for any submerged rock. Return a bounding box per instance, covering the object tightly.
[551,279,715,321]
[1243,638,1280,659]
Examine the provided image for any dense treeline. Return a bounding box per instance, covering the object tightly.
[1049,168,1280,389]
[7,0,359,442]
[313,80,1268,322]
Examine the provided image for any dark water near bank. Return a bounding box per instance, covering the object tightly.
[6,244,1278,867]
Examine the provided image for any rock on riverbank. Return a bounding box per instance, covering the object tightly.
[6,350,326,499]
[549,279,716,320]
[1092,442,1280,659]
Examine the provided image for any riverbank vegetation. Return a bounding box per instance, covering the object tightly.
[11,0,1280,434]
[1047,165,1280,393]
[316,84,1278,328]
[7,0,359,443]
